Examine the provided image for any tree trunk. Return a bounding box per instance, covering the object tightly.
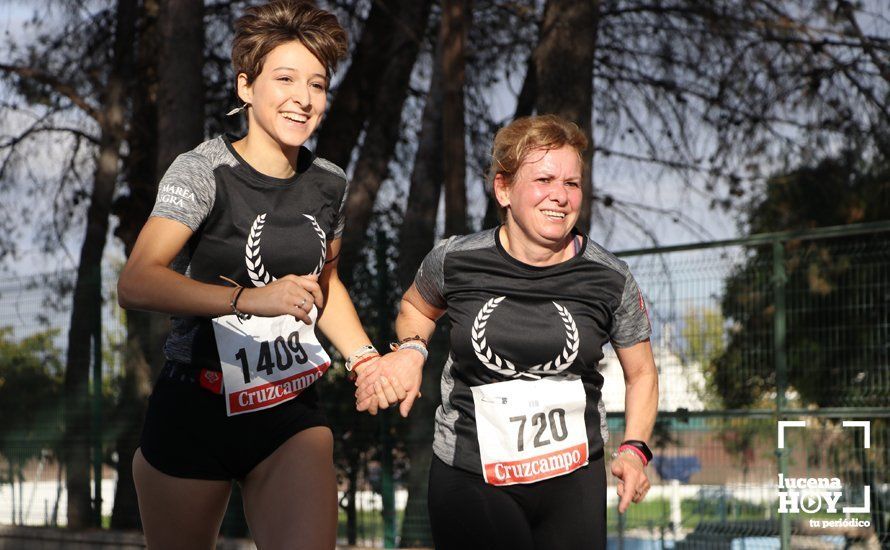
[396,35,446,291]
[156,0,205,173]
[336,0,431,283]
[533,0,597,231]
[110,0,160,524]
[314,0,403,168]
[442,0,468,237]
[113,0,160,256]
[63,0,136,529]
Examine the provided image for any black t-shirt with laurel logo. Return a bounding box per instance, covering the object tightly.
[414,228,651,475]
[149,136,348,371]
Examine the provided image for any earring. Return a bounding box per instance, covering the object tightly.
[225,103,249,116]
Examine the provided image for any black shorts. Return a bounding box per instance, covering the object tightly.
[428,453,606,550]
[140,362,329,480]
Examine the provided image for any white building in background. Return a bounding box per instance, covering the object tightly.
[598,345,707,413]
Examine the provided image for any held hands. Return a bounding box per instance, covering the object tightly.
[611,452,651,513]
[353,349,424,417]
[237,274,323,324]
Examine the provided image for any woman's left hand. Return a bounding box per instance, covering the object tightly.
[611,453,651,513]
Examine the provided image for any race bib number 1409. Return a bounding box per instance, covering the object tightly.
[212,308,330,416]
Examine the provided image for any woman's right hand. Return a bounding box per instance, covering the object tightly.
[354,349,425,417]
[238,274,324,323]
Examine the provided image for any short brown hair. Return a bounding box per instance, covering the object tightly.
[489,114,588,221]
[232,0,348,84]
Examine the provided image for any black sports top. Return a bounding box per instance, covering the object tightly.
[149,136,348,371]
[414,228,650,475]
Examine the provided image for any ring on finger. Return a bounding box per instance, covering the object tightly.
[299,297,307,309]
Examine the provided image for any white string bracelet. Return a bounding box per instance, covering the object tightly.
[397,341,428,361]
[345,344,378,371]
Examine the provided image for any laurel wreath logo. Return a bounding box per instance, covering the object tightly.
[245,213,327,287]
[470,296,579,379]
[305,214,327,276]
[246,214,273,287]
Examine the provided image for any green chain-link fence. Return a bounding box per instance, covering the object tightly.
[0,222,887,548]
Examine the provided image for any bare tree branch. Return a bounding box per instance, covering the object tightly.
[0,64,101,123]
[0,126,99,150]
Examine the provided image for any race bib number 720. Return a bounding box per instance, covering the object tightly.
[471,378,588,486]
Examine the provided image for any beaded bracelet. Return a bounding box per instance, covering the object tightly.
[397,335,429,347]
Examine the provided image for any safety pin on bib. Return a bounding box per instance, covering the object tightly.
[481,395,509,405]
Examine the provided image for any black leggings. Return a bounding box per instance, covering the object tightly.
[428,453,606,550]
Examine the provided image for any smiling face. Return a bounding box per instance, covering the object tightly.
[237,40,328,150]
[495,145,582,248]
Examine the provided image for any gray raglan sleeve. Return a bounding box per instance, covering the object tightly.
[312,157,350,240]
[149,151,216,231]
[610,269,652,348]
[332,180,348,240]
[413,238,451,310]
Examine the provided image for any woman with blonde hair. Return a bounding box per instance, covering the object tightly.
[357,114,659,549]
[118,2,381,548]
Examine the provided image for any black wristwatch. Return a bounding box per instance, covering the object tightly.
[619,440,653,464]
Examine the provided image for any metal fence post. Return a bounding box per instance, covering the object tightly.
[381,412,395,548]
[374,227,396,547]
[773,239,790,549]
